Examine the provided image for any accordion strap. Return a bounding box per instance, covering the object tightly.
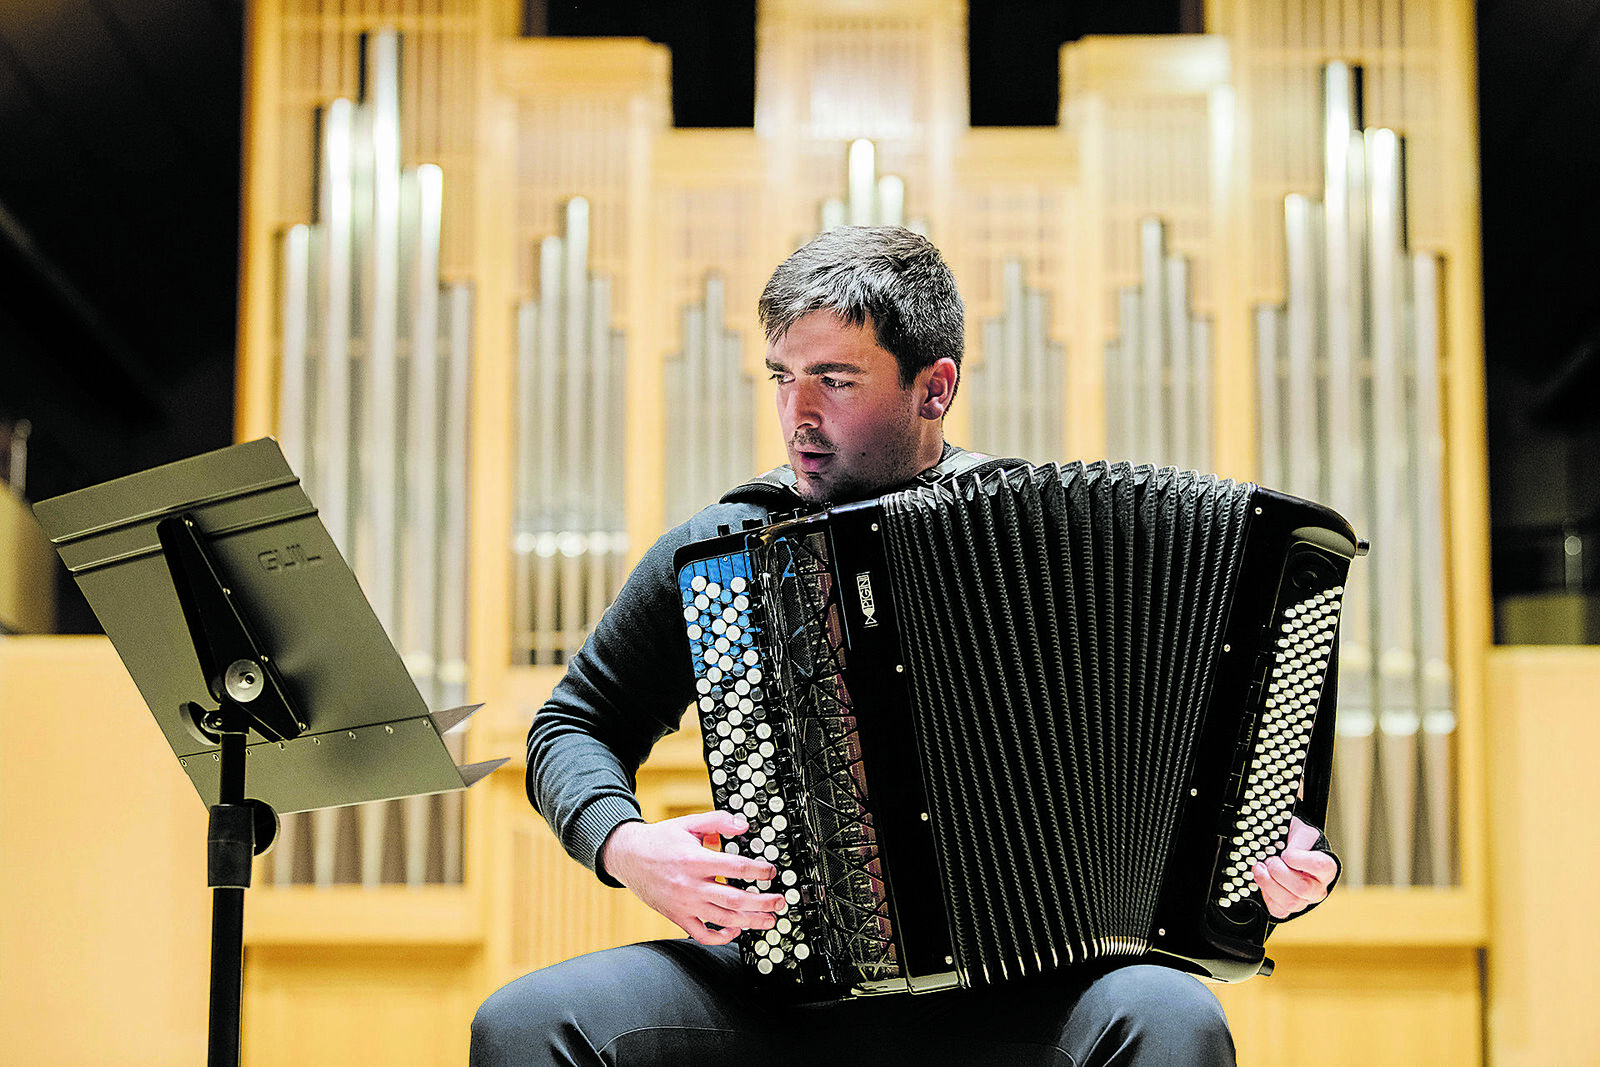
[720,443,1019,510]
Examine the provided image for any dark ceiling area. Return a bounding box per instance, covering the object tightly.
[0,2,1594,632]
[0,1,243,504]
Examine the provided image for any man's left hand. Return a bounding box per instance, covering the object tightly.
[1252,816,1338,919]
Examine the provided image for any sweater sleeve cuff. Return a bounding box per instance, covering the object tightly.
[568,795,645,888]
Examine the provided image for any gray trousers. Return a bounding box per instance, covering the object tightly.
[471,940,1235,1066]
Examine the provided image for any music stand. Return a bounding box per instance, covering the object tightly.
[32,438,507,1067]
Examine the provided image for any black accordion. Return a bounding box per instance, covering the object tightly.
[673,460,1361,997]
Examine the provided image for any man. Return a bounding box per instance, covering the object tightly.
[472,226,1338,1066]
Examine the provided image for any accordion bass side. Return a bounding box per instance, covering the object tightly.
[672,460,1363,997]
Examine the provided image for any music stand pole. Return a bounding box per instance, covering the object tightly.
[204,707,280,1067]
[207,723,257,1067]
[156,514,292,1067]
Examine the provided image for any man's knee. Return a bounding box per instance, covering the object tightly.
[469,989,510,1066]
[469,941,743,1067]
[1071,965,1234,1063]
[470,969,579,1067]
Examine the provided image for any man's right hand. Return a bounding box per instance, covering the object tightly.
[599,811,788,946]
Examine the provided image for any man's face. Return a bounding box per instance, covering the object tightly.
[766,310,940,505]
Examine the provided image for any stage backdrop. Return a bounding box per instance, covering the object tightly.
[12,0,1590,1064]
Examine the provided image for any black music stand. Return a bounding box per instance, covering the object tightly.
[32,438,506,1067]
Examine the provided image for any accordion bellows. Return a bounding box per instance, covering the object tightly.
[674,460,1360,998]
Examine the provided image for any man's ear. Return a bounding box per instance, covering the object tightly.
[918,358,958,420]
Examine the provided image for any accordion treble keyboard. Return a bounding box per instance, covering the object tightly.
[678,558,818,977]
[675,460,1361,998]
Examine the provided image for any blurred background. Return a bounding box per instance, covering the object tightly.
[0,1,1593,1064]
[2,2,1594,640]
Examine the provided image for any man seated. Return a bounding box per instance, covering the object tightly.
[472,226,1339,1067]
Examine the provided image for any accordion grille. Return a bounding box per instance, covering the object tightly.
[880,461,1253,985]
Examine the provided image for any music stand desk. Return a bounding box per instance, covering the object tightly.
[33,438,505,1067]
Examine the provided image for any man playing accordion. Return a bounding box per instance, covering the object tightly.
[472,226,1339,1066]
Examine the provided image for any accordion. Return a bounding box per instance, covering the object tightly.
[673,460,1361,997]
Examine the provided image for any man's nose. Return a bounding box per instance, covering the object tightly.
[783,381,822,430]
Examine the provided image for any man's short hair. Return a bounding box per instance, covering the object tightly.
[757,226,964,390]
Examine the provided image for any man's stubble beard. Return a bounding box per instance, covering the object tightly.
[792,404,923,506]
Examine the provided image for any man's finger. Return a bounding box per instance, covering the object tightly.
[697,898,773,929]
[682,848,777,884]
[1253,862,1316,918]
[1262,855,1326,898]
[1252,866,1292,915]
[676,809,750,839]
[721,852,781,883]
[682,916,742,946]
[1279,846,1338,881]
[1285,816,1322,851]
[706,883,785,916]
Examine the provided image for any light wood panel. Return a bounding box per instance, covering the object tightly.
[1485,647,1600,1066]
[0,637,210,1065]
[1217,946,1482,1066]
[244,944,479,1066]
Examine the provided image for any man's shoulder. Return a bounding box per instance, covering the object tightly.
[674,498,780,546]
[922,446,1033,490]
[718,467,802,510]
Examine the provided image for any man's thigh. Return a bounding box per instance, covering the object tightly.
[472,942,1229,1067]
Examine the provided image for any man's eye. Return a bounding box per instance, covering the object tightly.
[767,372,791,384]
[821,376,851,389]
